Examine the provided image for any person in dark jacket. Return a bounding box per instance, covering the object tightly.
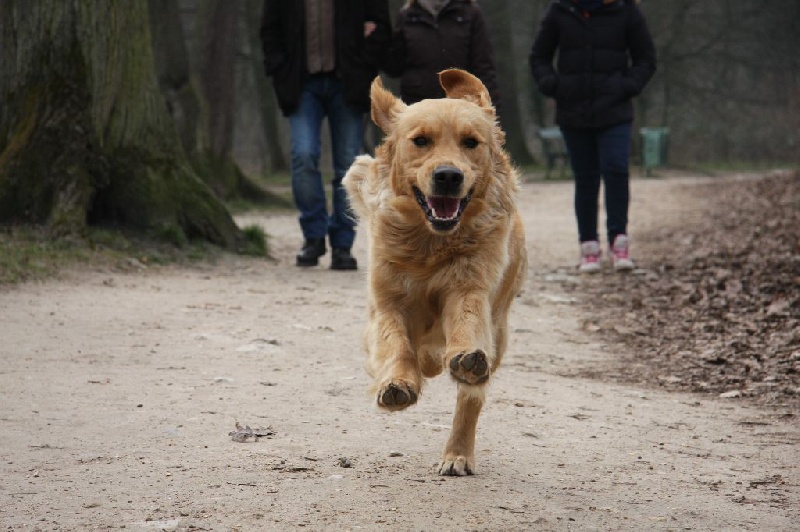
[382,0,500,108]
[260,0,391,270]
[530,0,656,273]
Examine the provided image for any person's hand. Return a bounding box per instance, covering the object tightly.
[364,21,376,38]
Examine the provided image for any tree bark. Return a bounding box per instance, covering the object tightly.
[200,0,238,159]
[0,1,244,249]
[483,0,536,165]
[148,0,206,156]
[245,0,288,173]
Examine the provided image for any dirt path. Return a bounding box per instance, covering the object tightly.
[1,176,798,531]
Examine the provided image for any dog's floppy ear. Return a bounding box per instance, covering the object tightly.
[371,76,406,134]
[439,69,494,112]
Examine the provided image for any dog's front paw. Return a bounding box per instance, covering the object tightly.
[438,453,475,476]
[376,381,418,411]
[448,350,490,385]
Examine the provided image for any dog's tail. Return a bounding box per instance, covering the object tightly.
[342,154,380,221]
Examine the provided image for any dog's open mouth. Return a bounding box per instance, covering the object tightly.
[413,186,474,232]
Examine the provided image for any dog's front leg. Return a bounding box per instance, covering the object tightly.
[438,292,491,476]
[442,292,493,386]
[366,306,421,411]
[439,384,484,476]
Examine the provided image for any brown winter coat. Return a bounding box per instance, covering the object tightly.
[382,0,500,108]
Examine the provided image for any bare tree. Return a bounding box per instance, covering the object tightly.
[640,0,800,163]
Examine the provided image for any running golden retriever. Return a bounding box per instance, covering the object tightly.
[343,69,527,476]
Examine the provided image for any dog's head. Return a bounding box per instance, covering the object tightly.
[370,69,509,234]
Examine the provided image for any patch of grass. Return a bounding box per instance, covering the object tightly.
[0,224,226,286]
[240,224,268,257]
[0,226,90,284]
[89,228,133,250]
[151,223,188,248]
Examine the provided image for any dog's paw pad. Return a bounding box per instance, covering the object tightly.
[449,350,490,385]
[377,382,418,410]
[438,455,474,476]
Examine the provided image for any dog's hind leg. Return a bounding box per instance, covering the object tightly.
[439,384,485,476]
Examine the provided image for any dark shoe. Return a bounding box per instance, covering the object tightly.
[296,238,326,267]
[330,248,357,270]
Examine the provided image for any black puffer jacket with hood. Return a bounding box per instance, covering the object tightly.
[529,0,656,129]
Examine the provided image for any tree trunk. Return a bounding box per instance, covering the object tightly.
[0,1,244,249]
[483,0,536,165]
[245,0,288,173]
[193,0,278,201]
[200,0,238,159]
[148,0,206,156]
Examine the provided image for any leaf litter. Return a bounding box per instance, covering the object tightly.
[562,172,799,411]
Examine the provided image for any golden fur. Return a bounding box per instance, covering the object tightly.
[343,69,527,476]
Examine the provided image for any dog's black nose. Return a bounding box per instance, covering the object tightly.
[432,165,464,196]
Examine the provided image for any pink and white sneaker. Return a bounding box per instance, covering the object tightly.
[610,234,634,271]
[579,240,602,273]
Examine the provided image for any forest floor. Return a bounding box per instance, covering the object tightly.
[1,170,798,531]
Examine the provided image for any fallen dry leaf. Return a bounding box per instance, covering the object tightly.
[228,422,275,443]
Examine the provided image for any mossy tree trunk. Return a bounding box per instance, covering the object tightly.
[0,1,244,249]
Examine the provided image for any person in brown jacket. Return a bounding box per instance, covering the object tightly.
[382,0,500,109]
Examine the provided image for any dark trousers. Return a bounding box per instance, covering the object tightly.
[560,122,632,245]
[289,73,365,250]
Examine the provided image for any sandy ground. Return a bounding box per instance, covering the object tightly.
[1,176,798,531]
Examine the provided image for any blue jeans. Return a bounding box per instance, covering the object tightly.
[560,122,632,245]
[289,73,365,250]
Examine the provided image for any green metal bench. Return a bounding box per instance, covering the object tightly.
[538,127,569,179]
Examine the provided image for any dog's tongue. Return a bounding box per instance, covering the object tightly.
[428,196,460,219]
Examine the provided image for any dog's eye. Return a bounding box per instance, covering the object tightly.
[412,136,430,147]
[461,137,479,149]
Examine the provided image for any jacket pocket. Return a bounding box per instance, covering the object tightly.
[621,75,638,97]
[603,72,633,102]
